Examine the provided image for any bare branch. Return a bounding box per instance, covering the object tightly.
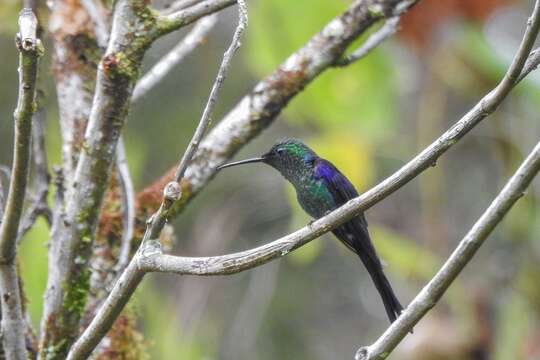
[518,46,540,82]
[355,141,540,360]
[488,1,540,104]
[156,0,235,36]
[0,8,42,360]
[132,14,218,102]
[116,138,136,270]
[334,16,400,67]
[174,0,247,181]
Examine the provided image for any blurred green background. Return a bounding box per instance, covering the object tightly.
[1,0,540,359]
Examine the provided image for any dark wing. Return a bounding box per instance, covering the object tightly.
[315,159,403,323]
[314,159,367,227]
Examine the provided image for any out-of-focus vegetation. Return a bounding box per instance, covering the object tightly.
[1,0,539,359]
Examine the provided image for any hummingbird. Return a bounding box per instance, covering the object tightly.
[218,138,403,323]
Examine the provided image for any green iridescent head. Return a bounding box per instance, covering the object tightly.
[217,138,317,179]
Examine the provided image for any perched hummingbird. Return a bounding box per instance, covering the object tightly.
[218,138,403,323]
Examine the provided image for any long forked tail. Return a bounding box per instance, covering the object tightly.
[333,219,404,323]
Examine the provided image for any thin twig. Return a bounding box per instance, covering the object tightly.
[0,8,42,360]
[156,0,235,36]
[132,14,218,103]
[356,141,540,360]
[116,138,136,270]
[518,46,540,82]
[116,16,219,265]
[335,16,400,67]
[174,0,247,181]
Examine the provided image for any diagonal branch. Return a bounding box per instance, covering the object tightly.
[0,8,42,360]
[174,1,246,181]
[156,0,235,36]
[334,16,400,67]
[132,14,218,102]
[355,140,540,360]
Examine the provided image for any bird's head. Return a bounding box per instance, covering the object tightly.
[217,138,317,178]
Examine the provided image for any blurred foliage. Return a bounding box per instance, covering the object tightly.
[247,0,397,139]
[19,219,49,326]
[0,0,18,34]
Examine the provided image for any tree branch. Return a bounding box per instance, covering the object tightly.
[0,8,42,360]
[355,140,540,360]
[174,1,246,181]
[156,0,235,36]
[132,14,218,102]
[334,16,400,67]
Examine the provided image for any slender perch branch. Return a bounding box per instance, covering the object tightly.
[174,1,247,181]
[0,8,42,360]
[355,141,540,360]
[115,15,218,268]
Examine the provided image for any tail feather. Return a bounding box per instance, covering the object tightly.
[333,216,403,323]
[360,252,403,323]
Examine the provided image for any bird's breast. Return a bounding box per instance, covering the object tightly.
[294,178,335,219]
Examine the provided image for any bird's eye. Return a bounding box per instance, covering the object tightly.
[276,148,285,155]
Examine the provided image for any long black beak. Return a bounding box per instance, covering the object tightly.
[217,157,266,170]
